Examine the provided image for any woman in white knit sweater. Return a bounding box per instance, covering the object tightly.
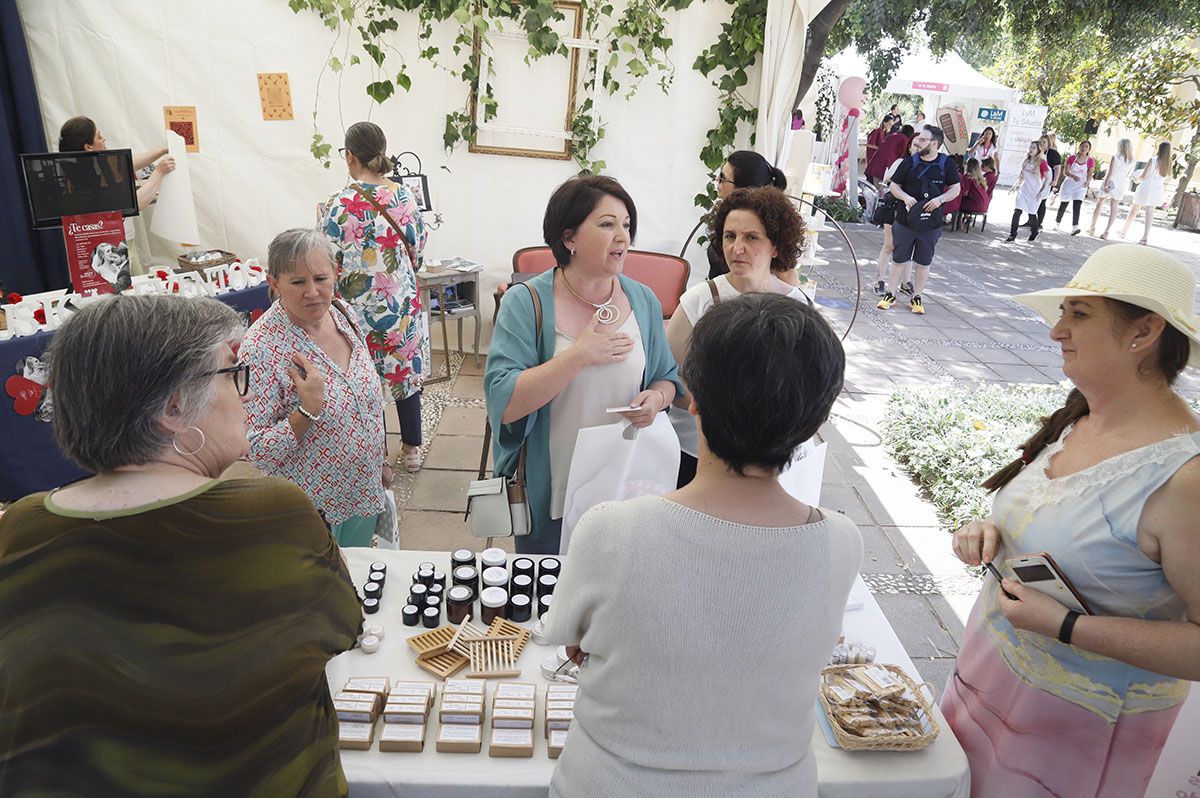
[545,293,862,797]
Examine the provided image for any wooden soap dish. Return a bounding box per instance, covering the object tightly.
[408,616,531,680]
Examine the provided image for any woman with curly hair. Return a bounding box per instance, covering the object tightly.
[667,187,811,487]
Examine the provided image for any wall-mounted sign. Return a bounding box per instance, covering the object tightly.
[978,108,1008,122]
[258,73,294,121]
[163,106,199,153]
[911,81,950,93]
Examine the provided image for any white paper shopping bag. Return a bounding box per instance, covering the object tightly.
[559,414,680,554]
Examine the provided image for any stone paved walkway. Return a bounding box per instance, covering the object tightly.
[383,200,1200,689]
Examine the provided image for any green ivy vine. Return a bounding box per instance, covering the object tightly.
[288,0,766,203]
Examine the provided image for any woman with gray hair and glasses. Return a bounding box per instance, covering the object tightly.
[241,228,391,546]
[0,295,362,795]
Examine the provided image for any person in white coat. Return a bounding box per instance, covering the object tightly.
[1005,141,1052,243]
[1088,138,1133,239]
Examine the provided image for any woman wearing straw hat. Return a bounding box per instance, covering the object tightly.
[942,244,1200,797]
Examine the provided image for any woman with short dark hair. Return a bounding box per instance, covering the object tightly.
[667,187,810,486]
[0,295,361,795]
[484,175,683,553]
[546,293,861,796]
[706,150,788,279]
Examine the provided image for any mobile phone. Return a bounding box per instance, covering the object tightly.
[983,562,1018,601]
[605,405,640,413]
[1005,553,1093,615]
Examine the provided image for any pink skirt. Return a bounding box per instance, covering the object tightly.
[941,614,1182,797]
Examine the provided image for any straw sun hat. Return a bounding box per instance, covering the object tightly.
[1013,244,1200,368]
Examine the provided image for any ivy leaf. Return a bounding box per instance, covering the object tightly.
[329,56,343,72]
[397,71,412,91]
[349,54,361,66]
[366,80,394,103]
[363,42,386,66]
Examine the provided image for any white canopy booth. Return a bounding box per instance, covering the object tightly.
[824,47,1020,160]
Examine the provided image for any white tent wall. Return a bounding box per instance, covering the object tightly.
[17,0,753,347]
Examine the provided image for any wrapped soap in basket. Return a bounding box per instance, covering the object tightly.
[817,663,939,751]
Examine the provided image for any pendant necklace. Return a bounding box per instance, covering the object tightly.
[559,268,620,324]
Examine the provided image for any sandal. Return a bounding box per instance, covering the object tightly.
[400,447,423,473]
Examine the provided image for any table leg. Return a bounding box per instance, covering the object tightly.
[423,285,453,385]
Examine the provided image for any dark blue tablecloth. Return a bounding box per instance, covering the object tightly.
[0,284,270,501]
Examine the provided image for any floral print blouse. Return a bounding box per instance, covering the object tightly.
[321,181,428,401]
[241,301,386,525]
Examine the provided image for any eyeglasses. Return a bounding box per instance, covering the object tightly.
[715,173,732,185]
[205,361,251,396]
[338,147,347,156]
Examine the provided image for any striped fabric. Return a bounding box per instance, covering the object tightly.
[0,478,362,796]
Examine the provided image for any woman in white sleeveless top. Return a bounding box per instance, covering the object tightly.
[1122,141,1172,245]
[1088,138,1133,239]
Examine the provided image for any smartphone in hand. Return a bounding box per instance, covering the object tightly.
[984,562,1018,601]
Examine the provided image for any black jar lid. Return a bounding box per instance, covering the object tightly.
[369,561,387,574]
[512,574,534,594]
[363,582,382,599]
[363,597,380,614]
[402,604,420,625]
[428,583,444,597]
[447,585,473,603]
[421,606,440,627]
[539,557,561,577]
[425,595,442,608]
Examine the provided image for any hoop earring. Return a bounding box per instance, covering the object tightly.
[173,426,207,457]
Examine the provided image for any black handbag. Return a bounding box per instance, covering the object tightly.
[871,192,897,226]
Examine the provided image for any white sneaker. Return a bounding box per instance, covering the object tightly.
[1071,227,1081,236]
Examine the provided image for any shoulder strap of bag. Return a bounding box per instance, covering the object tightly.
[330,298,366,344]
[477,282,543,481]
[351,183,420,273]
[706,278,721,304]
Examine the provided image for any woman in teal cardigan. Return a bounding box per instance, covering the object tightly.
[485,176,684,554]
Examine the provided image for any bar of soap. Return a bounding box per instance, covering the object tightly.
[344,677,390,696]
[334,699,377,724]
[436,722,483,753]
[492,707,535,729]
[383,703,428,725]
[495,682,537,701]
[548,728,568,759]
[444,679,485,695]
[338,721,376,750]
[379,722,425,752]
[489,727,534,758]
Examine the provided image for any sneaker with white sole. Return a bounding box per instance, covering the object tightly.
[1071,227,1081,236]
[877,292,897,310]
[899,281,915,296]
[873,280,886,296]
[910,295,925,314]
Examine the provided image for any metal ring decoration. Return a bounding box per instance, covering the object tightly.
[677,195,862,341]
[388,151,423,178]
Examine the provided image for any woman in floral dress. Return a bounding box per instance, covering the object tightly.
[321,121,428,471]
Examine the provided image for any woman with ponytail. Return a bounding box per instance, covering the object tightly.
[942,244,1200,797]
[706,150,789,281]
[321,121,428,472]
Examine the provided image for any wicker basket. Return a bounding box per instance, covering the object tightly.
[817,663,940,751]
[176,249,238,273]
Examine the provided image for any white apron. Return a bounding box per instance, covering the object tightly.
[1058,156,1090,202]
[1015,160,1048,215]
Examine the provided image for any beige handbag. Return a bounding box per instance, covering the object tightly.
[465,283,540,539]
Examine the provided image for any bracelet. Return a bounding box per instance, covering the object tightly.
[297,404,322,423]
[1058,610,1081,645]
[652,389,667,409]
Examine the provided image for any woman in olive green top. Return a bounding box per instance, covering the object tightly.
[0,295,362,796]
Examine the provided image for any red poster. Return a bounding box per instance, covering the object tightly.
[61,211,130,295]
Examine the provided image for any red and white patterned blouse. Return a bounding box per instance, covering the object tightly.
[241,301,385,525]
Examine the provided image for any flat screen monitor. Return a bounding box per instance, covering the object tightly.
[21,149,139,229]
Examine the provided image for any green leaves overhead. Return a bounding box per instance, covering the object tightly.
[287,0,769,184]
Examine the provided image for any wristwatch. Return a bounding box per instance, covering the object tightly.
[297,404,323,423]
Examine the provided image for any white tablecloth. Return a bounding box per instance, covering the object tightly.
[330,550,970,798]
